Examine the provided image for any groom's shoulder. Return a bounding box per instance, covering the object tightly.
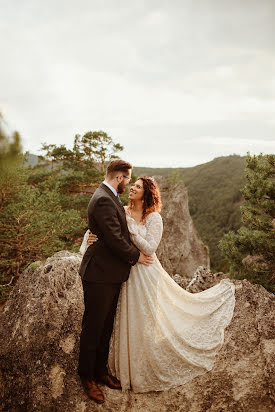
[93,184,105,198]
[89,185,112,206]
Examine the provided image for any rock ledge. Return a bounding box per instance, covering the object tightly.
[0,251,274,412]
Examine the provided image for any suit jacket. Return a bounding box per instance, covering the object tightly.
[79,183,140,283]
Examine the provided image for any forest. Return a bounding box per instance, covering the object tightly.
[1,117,274,302]
[135,155,246,272]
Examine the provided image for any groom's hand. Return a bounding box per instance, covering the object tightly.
[138,252,154,266]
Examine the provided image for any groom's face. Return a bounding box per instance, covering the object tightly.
[117,169,132,194]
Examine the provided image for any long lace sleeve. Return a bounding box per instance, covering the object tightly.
[79,229,90,255]
[129,212,163,255]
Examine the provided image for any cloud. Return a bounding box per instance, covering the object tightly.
[0,0,274,166]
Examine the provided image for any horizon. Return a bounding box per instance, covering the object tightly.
[26,151,246,170]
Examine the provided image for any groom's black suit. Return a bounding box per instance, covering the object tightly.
[78,183,140,380]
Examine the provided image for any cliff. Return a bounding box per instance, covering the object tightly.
[0,251,274,412]
[156,177,210,275]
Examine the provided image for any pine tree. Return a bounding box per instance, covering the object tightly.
[37,130,124,215]
[219,153,275,292]
[0,116,85,302]
[0,166,85,301]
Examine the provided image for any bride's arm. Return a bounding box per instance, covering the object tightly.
[79,229,90,255]
[79,230,98,255]
[130,212,163,256]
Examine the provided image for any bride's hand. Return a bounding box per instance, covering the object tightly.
[87,231,98,245]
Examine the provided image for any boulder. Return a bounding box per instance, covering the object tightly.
[156,177,210,276]
[172,266,228,293]
[1,251,274,412]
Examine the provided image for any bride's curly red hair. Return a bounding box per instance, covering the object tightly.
[129,176,162,221]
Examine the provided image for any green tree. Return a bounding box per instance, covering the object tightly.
[0,166,85,301]
[39,143,71,169]
[0,113,23,216]
[219,153,275,291]
[37,130,124,217]
[78,131,123,172]
[0,113,22,170]
[0,116,86,302]
[40,131,123,173]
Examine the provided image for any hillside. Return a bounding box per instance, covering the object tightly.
[26,154,246,271]
[134,155,246,271]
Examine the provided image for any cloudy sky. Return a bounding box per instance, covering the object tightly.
[1,0,274,167]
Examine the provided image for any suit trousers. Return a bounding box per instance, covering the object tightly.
[77,279,121,380]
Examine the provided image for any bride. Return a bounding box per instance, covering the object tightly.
[80,176,235,393]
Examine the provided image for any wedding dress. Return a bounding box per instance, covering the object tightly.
[80,211,235,393]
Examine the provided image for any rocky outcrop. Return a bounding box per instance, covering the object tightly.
[156,177,210,276]
[172,266,229,293]
[1,251,274,412]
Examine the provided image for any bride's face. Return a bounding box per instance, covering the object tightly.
[129,179,144,201]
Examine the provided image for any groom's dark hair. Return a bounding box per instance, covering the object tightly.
[106,159,133,178]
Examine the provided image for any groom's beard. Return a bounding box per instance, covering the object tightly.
[117,182,126,194]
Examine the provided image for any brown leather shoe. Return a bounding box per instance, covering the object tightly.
[97,374,122,390]
[81,379,105,404]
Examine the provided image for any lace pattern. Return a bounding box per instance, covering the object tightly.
[108,212,235,393]
[126,211,163,255]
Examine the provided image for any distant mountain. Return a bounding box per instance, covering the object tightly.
[26,153,246,271]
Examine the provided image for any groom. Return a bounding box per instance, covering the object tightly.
[78,159,153,404]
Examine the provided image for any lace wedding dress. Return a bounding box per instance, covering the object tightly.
[107,211,235,393]
[80,211,235,393]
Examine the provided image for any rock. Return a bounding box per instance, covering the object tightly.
[0,251,84,412]
[171,274,190,289]
[155,177,210,276]
[187,266,228,293]
[1,252,274,412]
[172,266,228,292]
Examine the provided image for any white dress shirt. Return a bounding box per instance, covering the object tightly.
[103,181,118,197]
